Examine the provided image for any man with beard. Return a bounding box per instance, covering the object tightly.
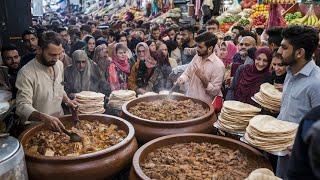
[57,27,71,56]
[21,28,38,67]
[1,44,21,99]
[235,35,257,65]
[16,31,78,132]
[176,32,225,104]
[180,26,197,65]
[275,25,320,178]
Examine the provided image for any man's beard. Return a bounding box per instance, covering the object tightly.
[282,53,297,66]
[197,50,208,57]
[40,54,57,67]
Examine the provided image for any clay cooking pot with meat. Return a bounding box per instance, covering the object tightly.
[129,133,272,180]
[19,114,138,180]
[121,95,216,144]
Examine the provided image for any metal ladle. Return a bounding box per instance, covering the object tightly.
[61,127,82,142]
[61,106,81,142]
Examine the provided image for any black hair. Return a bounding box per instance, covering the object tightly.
[150,25,160,32]
[197,28,206,35]
[38,31,62,49]
[224,36,232,41]
[247,47,257,60]
[68,27,81,39]
[116,32,127,42]
[255,28,264,36]
[195,32,218,49]
[83,35,95,44]
[239,30,257,44]
[80,24,91,33]
[266,27,283,47]
[22,28,37,39]
[57,27,68,34]
[146,40,155,46]
[282,25,319,61]
[232,26,244,32]
[180,25,195,33]
[1,44,18,59]
[164,40,178,55]
[206,19,220,28]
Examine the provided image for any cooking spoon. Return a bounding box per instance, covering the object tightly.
[61,127,82,142]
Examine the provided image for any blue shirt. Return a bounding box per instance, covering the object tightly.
[278,60,320,123]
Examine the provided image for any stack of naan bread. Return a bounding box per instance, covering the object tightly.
[245,168,282,180]
[254,83,282,112]
[75,91,105,114]
[217,101,261,133]
[108,90,136,110]
[245,115,298,152]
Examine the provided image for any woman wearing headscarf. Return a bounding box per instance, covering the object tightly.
[128,42,152,91]
[218,41,238,96]
[106,43,131,91]
[83,35,96,59]
[93,44,111,72]
[64,50,110,98]
[231,47,272,105]
[218,41,238,67]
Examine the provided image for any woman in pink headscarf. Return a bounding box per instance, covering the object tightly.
[107,43,131,91]
[218,41,238,67]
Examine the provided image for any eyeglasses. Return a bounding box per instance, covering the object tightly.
[137,50,145,53]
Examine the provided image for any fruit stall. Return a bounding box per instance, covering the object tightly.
[215,0,320,32]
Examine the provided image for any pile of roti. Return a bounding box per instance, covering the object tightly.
[217,101,261,133]
[254,83,282,112]
[75,91,105,114]
[108,90,136,110]
[245,168,282,180]
[245,115,298,152]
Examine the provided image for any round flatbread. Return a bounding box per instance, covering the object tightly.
[223,101,261,113]
[260,83,282,100]
[76,91,105,99]
[110,90,136,99]
[249,115,298,134]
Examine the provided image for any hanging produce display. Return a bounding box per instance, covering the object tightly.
[267,4,287,28]
[263,0,296,4]
[287,4,319,27]
[284,12,303,22]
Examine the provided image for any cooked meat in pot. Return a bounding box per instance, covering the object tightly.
[25,120,127,156]
[129,99,208,121]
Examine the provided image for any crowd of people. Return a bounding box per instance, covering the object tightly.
[1,11,320,179]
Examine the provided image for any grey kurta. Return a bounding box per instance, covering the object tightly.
[16,59,65,121]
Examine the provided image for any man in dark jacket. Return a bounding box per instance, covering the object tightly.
[288,105,320,179]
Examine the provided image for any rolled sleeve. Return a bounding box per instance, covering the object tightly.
[205,65,225,97]
[15,71,37,121]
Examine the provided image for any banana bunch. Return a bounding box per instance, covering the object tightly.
[289,14,318,26]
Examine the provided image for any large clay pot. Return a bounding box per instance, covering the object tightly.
[121,95,216,144]
[19,114,138,180]
[130,133,272,180]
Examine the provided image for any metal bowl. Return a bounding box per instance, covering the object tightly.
[121,95,216,143]
[130,133,272,180]
[19,114,138,180]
